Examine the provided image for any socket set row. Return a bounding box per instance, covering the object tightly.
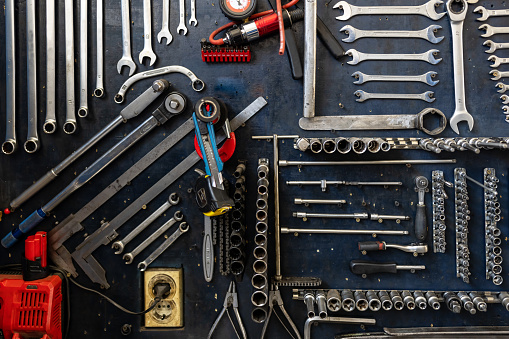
[293,289,509,315]
[484,168,503,286]
[455,168,471,284]
[432,170,451,253]
[230,162,247,280]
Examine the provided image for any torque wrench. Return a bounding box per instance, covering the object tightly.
[340,25,443,44]
[3,0,17,154]
[44,0,57,134]
[479,24,509,38]
[333,0,446,21]
[157,0,173,45]
[352,71,438,86]
[350,260,426,276]
[355,90,435,103]
[484,40,509,54]
[281,228,409,236]
[474,6,509,21]
[26,0,39,153]
[177,0,188,35]
[78,0,89,118]
[346,49,442,65]
[94,0,104,98]
[139,0,157,65]
[358,242,428,255]
[118,0,136,76]
[112,193,180,254]
[6,81,168,213]
[64,0,77,134]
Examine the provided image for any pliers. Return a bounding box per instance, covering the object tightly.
[261,285,302,339]
[207,281,247,339]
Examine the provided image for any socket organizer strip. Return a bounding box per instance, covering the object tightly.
[432,170,449,254]
[230,162,247,281]
[293,289,509,315]
[294,137,509,154]
[218,204,231,276]
[454,168,471,284]
[251,158,270,323]
[484,168,503,286]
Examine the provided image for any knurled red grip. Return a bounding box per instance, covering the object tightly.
[350,260,398,275]
[358,241,385,251]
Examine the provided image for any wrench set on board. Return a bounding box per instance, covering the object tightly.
[1,0,509,338]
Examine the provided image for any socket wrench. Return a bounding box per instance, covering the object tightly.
[157,0,173,45]
[117,0,136,75]
[64,0,77,134]
[25,0,39,153]
[3,0,17,154]
[78,0,88,118]
[334,0,446,21]
[340,25,443,44]
[354,90,435,103]
[139,0,157,65]
[346,49,442,65]
[352,71,439,86]
[44,0,57,134]
[94,0,104,98]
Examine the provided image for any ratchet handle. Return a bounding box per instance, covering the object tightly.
[2,209,47,248]
[350,260,397,275]
[415,204,428,242]
[358,241,386,252]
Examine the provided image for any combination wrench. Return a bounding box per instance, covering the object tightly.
[484,40,509,54]
[346,49,442,65]
[139,0,157,66]
[3,0,17,154]
[490,70,509,81]
[64,0,77,134]
[488,55,509,68]
[355,90,435,103]
[123,211,183,264]
[189,0,197,26]
[118,0,136,76]
[26,0,39,153]
[474,6,509,21]
[138,222,189,271]
[333,0,446,21]
[44,0,57,134]
[177,0,188,35]
[340,25,443,44]
[78,0,89,118]
[501,95,509,105]
[447,0,474,134]
[496,83,509,93]
[94,0,104,98]
[157,0,173,45]
[112,194,180,254]
[479,24,509,38]
[352,71,439,86]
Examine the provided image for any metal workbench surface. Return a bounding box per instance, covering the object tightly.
[0,0,508,338]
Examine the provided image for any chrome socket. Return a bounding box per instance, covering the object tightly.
[413,291,428,310]
[326,289,342,312]
[426,291,441,310]
[378,291,393,311]
[316,290,327,318]
[390,290,404,311]
[402,290,416,310]
[341,290,355,312]
[354,290,368,312]
[304,292,316,318]
[366,290,381,311]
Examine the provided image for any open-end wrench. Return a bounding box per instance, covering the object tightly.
[3,0,17,154]
[112,194,180,254]
[490,70,509,81]
[157,0,173,45]
[447,0,474,134]
[333,0,446,21]
[44,0,57,134]
[64,0,77,135]
[488,55,509,68]
[340,25,443,44]
[94,0,104,98]
[123,211,183,264]
[138,222,189,271]
[484,40,509,54]
[139,0,157,66]
[501,95,509,105]
[26,0,39,153]
[479,24,509,38]
[503,106,509,114]
[345,49,442,65]
[177,0,188,35]
[78,0,89,118]
[474,6,509,21]
[352,71,439,86]
[496,82,509,93]
[189,0,197,26]
[355,90,435,103]
[118,0,136,76]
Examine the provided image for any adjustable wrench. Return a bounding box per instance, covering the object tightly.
[123,211,183,264]
[112,194,180,254]
[346,49,442,65]
[490,70,509,81]
[44,0,57,134]
[157,0,173,45]
[333,0,446,21]
[355,90,435,103]
[488,55,509,68]
[138,222,189,271]
[474,6,509,21]
[447,0,474,134]
[3,0,17,154]
[340,25,443,44]
[78,0,89,118]
[26,0,39,153]
[64,0,77,134]
[189,0,197,26]
[352,71,439,86]
[117,0,136,75]
[94,0,104,98]
[484,40,509,54]
[479,24,509,38]
[496,83,509,93]
[177,0,188,35]
[139,0,157,65]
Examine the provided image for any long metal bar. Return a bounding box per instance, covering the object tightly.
[3,0,17,154]
[64,0,77,134]
[78,0,89,118]
[44,0,57,134]
[94,0,104,97]
[304,316,376,339]
[274,134,282,280]
[303,0,317,118]
[294,198,347,205]
[25,0,39,153]
[279,159,457,166]
[281,227,409,235]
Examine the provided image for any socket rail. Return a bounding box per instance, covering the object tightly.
[432,170,447,253]
[484,168,503,286]
[455,168,471,283]
[230,161,247,281]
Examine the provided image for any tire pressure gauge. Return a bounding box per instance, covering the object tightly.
[219,0,257,21]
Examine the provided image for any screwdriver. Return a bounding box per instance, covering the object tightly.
[358,241,428,255]
[350,260,426,277]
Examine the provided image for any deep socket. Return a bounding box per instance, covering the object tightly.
[401,291,416,310]
[426,291,441,310]
[366,290,381,311]
[304,292,316,318]
[354,290,368,312]
[316,290,327,318]
[469,292,487,312]
[378,291,393,311]
[390,291,404,311]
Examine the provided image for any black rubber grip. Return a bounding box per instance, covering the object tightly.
[415,204,428,242]
[316,15,345,60]
[350,260,398,275]
[358,241,385,252]
[285,28,303,80]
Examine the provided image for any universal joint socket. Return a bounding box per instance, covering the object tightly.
[425,291,441,310]
[341,290,355,312]
[316,290,327,319]
[444,292,462,314]
[326,289,342,312]
[457,292,476,314]
[304,292,316,318]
